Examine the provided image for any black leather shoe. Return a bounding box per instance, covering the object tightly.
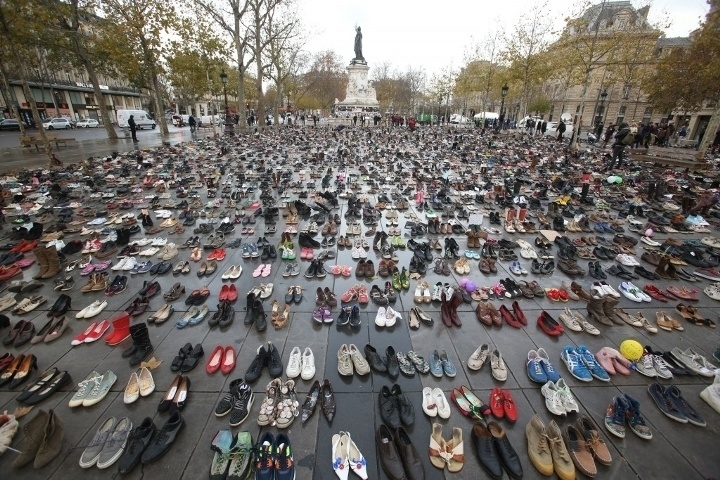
[385,346,400,379]
[141,411,184,464]
[301,380,320,423]
[394,427,425,480]
[364,344,387,372]
[118,417,157,474]
[244,345,268,383]
[266,341,283,378]
[390,384,414,426]
[376,424,405,480]
[488,421,523,479]
[379,385,401,428]
[472,423,503,479]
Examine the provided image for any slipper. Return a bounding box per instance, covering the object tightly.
[261,264,271,277]
[252,265,264,277]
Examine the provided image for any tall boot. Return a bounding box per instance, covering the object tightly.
[253,300,267,332]
[505,207,516,223]
[12,409,50,468]
[601,296,623,325]
[32,246,49,280]
[518,208,527,222]
[34,409,63,469]
[121,323,146,358]
[104,312,131,346]
[655,256,670,279]
[587,295,612,326]
[448,290,464,327]
[129,323,153,367]
[40,247,60,279]
[440,291,453,327]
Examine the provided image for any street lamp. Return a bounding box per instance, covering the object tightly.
[500,83,509,130]
[220,69,234,135]
[595,88,608,135]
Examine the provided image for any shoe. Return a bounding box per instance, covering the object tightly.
[526,414,554,476]
[576,414,612,466]
[439,350,457,377]
[376,425,406,480]
[117,417,157,474]
[468,344,489,371]
[490,349,507,381]
[79,417,118,468]
[547,420,576,480]
[391,384,415,426]
[428,349,443,378]
[527,349,548,384]
[301,347,316,380]
[541,381,566,416]
[623,393,653,440]
[321,379,336,422]
[141,411,185,463]
[394,426,424,480]
[229,382,255,427]
[561,346,593,382]
[489,422,523,480]
[379,385,401,428]
[604,396,628,438]
[95,417,132,469]
[83,370,117,406]
[244,345,268,384]
[576,346,610,381]
[331,432,350,480]
[647,382,688,423]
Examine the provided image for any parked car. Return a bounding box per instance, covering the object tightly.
[76,119,100,128]
[42,118,73,130]
[0,119,28,131]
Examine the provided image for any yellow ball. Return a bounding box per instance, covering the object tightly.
[619,340,644,361]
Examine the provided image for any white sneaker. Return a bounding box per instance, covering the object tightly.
[652,355,673,379]
[375,307,387,327]
[337,344,353,376]
[540,381,566,416]
[556,378,579,413]
[285,346,301,379]
[597,282,620,297]
[122,257,138,271]
[432,388,451,419]
[619,282,644,302]
[385,307,400,327]
[558,308,582,332]
[635,353,657,378]
[431,282,443,301]
[111,257,128,270]
[640,236,660,246]
[301,348,316,380]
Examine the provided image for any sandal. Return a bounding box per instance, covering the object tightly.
[257,378,281,426]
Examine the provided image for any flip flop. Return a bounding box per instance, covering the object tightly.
[252,265,264,277]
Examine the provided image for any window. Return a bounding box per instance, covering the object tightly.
[623,84,631,99]
[616,106,626,125]
[69,91,84,104]
[642,107,652,124]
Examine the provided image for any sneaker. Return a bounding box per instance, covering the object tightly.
[665,385,706,427]
[215,379,243,417]
[561,346,593,382]
[285,346,302,379]
[301,347,316,380]
[83,370,118,406]
[429,350,443,378]
[604,396,627,438]
[650,354,673,379]
[635,353,657,378]
[69,371,101,407]
[576,346,610,382]
[647,383,688,423]
[229,383,254,427]
[439,350,456,377]
[536,348,561,382]
[624,393,653,440]
[96,417,133,469]
[555,378,579,413]
[540,381,566,416]
[468,344,489,371]
[527,350,548,384]
[80,417,117,467]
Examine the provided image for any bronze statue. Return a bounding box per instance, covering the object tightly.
[354,26,365,62]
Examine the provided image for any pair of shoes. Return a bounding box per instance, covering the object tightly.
[117,414,184,472]
[252,432,296,479]
[488,387,518,422]
[561,345,610,382]
[423,387,452,418]
[336,344,369,376]
[300,379,335,423]
[11,409,64,469]
[15,367,71,405]
[376,425,424,479]
[472,421,523,480]
[364,344,399,378]
[331,430,369,479]
[541,379,579,415]
[527,348,561,383]
[449,385,490,420]
[214,379,254,427]
[525,415,575,479]
[123,367,155,404]
[647,382,706,426]
[379,384,414,428]
[244,341,282,383]
[68,371,117,407]
[604,394,653,439]
[79,417,133,469]
[429,349,457,378]
[429,423,464,472]
[205,345,234,374]
[208,430,253,479]
[562,415,613,477]
[257,378,299,428]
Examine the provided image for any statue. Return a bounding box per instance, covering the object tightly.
[353,26,365,63]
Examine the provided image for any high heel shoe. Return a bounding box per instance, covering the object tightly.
[158,375,182,413]
[47,294,72,317]
[9,354,37,389]
[0,354,24,387]
[172,375,190,411]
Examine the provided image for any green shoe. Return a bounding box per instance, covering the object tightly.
[392,271,402,291]
[400,267,410,290]
[226,431,253,479]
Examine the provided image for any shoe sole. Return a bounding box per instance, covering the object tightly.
[228,393,254,427]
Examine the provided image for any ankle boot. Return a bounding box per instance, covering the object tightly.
[41,247,60,279]
[253,299,267,332]
[440,291,453,327]
[602,296,623,325]
[104,312,131,346]
[12,409,50,468]
[32,246,49,280]
[34,409,63,468]
[505,208,516,222]
[587,296,613,326]
[129,323,153,367]
[122,323,145,358]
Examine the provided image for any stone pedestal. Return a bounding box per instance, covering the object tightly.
[337,63,379,111]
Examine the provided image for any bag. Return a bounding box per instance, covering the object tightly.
[622,131,634,145]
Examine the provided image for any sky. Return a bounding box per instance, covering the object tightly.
[299,0,710,78]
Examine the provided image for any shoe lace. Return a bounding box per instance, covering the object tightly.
[641,354,654,369]
[548,435,570,461]
[77,375,101,396]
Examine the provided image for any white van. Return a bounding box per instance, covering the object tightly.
[117,110,156,129]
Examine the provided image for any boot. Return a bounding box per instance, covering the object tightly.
[448,291,464,327]
[587,296,612,326]
[601,296,623,325]
[34,409,63,468]
[700,371,720,414]
[40,247,60,279]
[104,312,131,346]
[32,246,49,280]
[440,291,453,327]
[253,300,267,332]
[518,208,527,222]
[655,256,670,279]
[505,208,516,222]
[12,409,50,468]
[129,323,153,367]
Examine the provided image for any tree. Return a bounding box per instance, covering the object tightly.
[372,64,425,114]
[295,50,346,111]
[455,30,505,115]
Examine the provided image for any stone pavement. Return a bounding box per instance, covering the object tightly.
[0,138,718,480]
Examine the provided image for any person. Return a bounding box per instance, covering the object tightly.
[128,115,138,142]
[557,120,566,142]
[313,115,318,127]
[541,120,547,136]
[602,124,616,148]
[188,115,196,133]
[535,120,542,137]
[607,122,630,171]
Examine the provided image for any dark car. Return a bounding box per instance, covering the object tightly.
[0,119,27,131]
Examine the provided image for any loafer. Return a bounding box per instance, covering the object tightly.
[376,424,406,480]
[364,344,387,373]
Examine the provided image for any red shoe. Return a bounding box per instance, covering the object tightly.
[18,240,38,253]
[498,305,522,328]
[0,265,21,281]
[220,346,236,374]
[219,285,229,302]
[643,284,669,302]
[489,387,504,419]
[502,390,518,422]
[537,311,565,336]
[206,345,224,374]
[83,320,110,343]
[214,248,226,261]
[226,284,238,302]
[10,240,28,253]
[72,323,97,346]
[511,301,527,325]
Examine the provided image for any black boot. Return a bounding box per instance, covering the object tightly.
[129,323,153,366]
[122,323,144,358]
[253,300,267,332]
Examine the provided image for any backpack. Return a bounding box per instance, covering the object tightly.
[622,131,634,145]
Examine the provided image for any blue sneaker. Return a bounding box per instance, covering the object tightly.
[666,385,706,427]
[576,346,611,382]
[537,348,561,382]
[526,350,548,383]
[429,350,443,378]
[647,383,687,423]
[561,346,593,382]
[623,393,653,439]
[439,350,456,377]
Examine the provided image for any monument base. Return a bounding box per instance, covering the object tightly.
[336,63,379,111]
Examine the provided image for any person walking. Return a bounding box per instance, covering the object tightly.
[606,122,631,171]
[602,124,616,148]
[188,115,196,133]
[557,120,566,142]
[541,120,547,136]
[128,115,138,142]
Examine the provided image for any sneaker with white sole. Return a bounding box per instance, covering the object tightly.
[285,347,302,379]
[540,381,566,416]
[555,378,579,413]
[301,347,316,380]
[83,371,118,407]
[635,353,657,378]
[561,346,593,382]
[69,371,101,407]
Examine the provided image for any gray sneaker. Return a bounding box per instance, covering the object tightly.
[79,417,117,468]
[97,417,133,469]
[83,371,118,407]
[69,371,101,408]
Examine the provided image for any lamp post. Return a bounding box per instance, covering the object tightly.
[514,102,520,125]
[499,83,509,130]
[220,69,234,135]
[595,88,607,136]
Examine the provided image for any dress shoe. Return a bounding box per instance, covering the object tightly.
[301,380,320,423]
[376,424,406,480]
[321,379,335,422]
[472,422,503,479]
[394,426,425,479]
[364,344,387,373]
[379,386,401,429]
[390,384,415,426]
[489,421,523,479]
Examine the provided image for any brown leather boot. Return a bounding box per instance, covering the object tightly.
[601,296,623,325]
[34,409,63,468]
[440,291,453,327]
[655,256,670,279]
[40,247,60,279]
[586,296,612,326]
[32,246,48,280]
[12,409,50,468]
[448,291,464,327]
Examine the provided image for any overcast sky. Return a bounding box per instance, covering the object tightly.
[299,0,710,78]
